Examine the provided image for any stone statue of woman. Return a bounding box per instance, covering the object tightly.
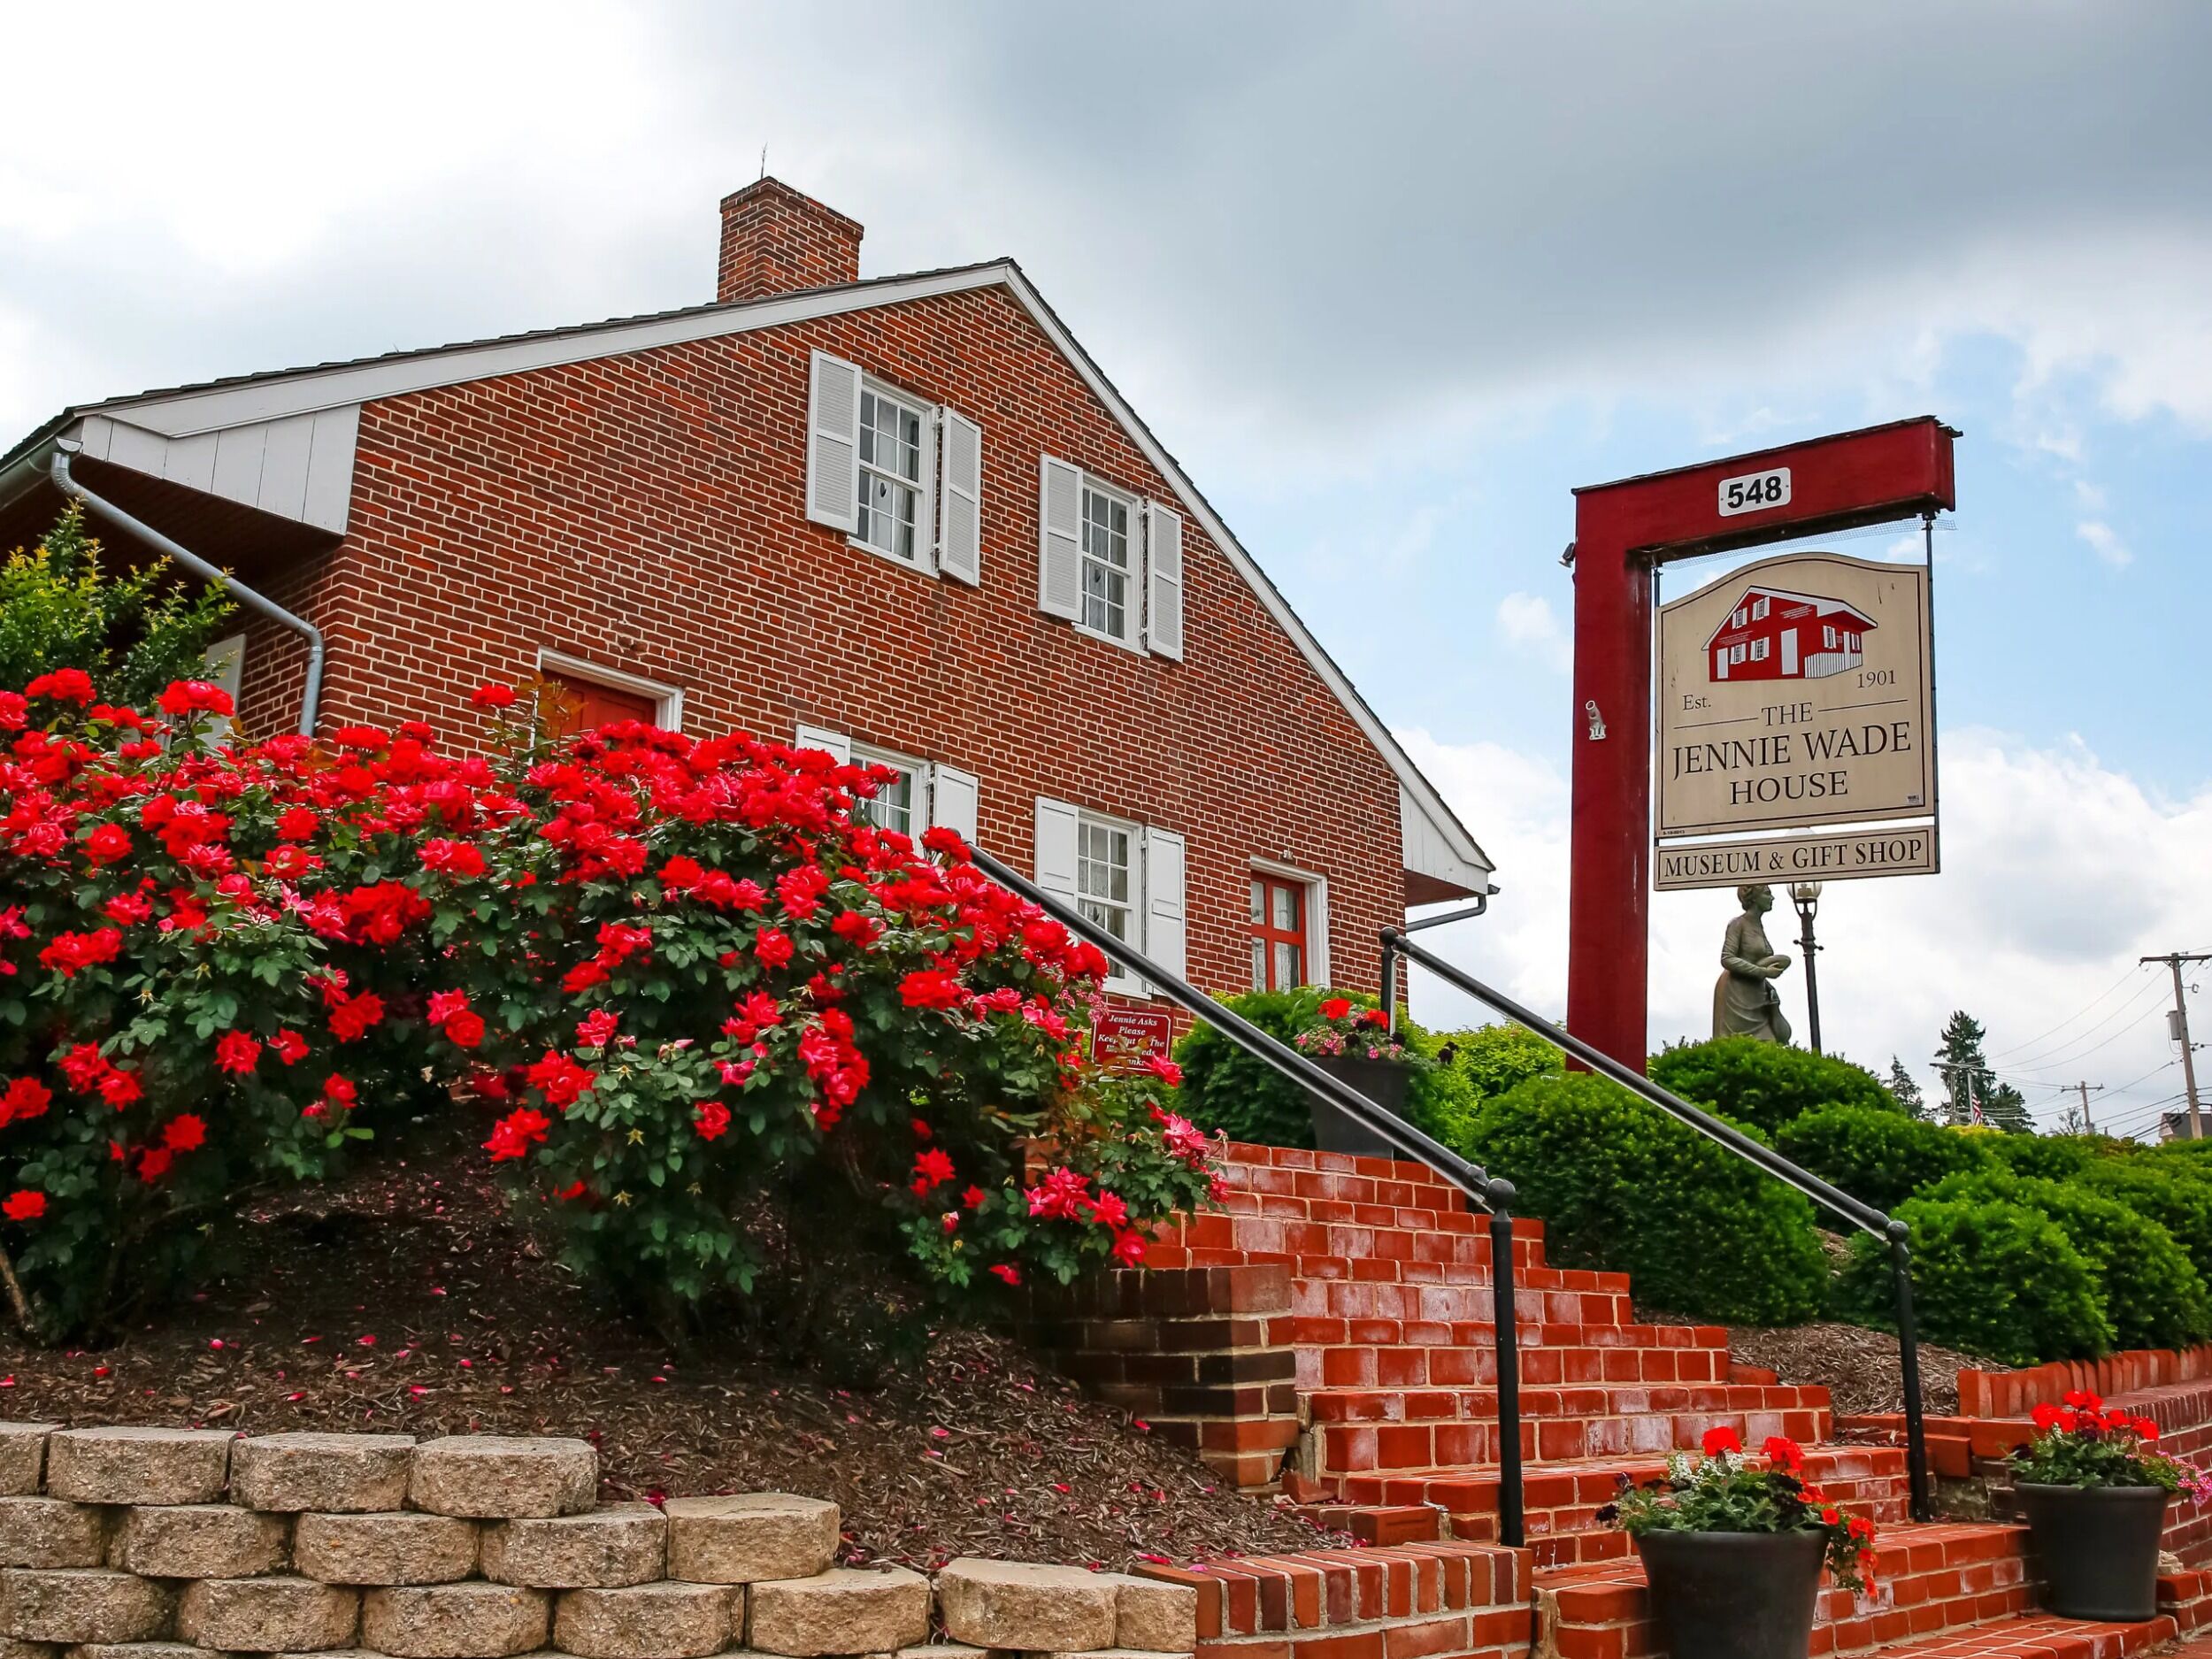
[1712,883,1793,1043]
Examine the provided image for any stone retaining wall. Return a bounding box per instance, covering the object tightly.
[0,1425,1199,1658]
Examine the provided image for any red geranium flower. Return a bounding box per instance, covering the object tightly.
[1317,996,1354,1021]
[1701,1426,1743,1458]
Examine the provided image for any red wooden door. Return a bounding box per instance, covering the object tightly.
[541,673,657,737]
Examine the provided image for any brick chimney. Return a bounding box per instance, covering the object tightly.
[716,179,863,303]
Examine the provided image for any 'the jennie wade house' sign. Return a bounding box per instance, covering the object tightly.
[1655,551,1936,842]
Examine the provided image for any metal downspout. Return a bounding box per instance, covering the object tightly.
[48,442,326,739]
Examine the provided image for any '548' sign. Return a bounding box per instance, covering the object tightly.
[1717,466,1792,517]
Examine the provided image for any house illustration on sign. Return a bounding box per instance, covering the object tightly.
[1704,585,1876,682]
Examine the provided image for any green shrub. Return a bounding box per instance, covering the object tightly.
[1174,987,1461,1150]
[1417,1024,1563,1148]
[0,506,234,712]
[1924,1171,2212,1351]
[2075,1161,2212,1288]
[1773,1104,1993,1217]
[1984,1134,2105,1182]
[1649,1037,1897,1136]
[1834,1194,2112,1364]
[1448,1072,1827,1325]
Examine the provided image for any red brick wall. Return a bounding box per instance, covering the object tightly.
[250,282,1405,997]
[716,181,863,303]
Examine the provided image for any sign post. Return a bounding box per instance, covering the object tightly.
[1567,418,1955,1071]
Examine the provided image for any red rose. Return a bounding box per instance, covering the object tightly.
[2,1190,46,1222]
[214,1032,262,1074]
[485,1107,551,1162]
[163,1114,207,1153]
[900,970,964,1010]
[84,824,132,864]
[269,1031,310,1066]
[471,684,518,710]
[443,1010,486,1048]
[694,1100,732,1141]
[988,1263,1021,1286]
[753,926,795,970]
[157,680,234,717]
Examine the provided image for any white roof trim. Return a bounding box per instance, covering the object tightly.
[32,259,1492,879]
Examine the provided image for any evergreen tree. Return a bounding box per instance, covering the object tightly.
[1887,1056,1931,1121]
[1934,1010,2034,1133]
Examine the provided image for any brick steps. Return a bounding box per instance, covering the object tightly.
[1308,1379,1832,1475]
[1867,1614,2177,1656]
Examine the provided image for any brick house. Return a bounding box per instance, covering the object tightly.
[0,180,1494,1002]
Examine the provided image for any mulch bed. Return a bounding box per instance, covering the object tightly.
[0,1127,1336,1573]
[1635,1302,2001,1418]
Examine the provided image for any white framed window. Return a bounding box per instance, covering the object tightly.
[1732,606,1748,628]
[855,381,932,566]
[1033,797,1186,993]
[1751,596,1770,621]
[1749,637,1770,662]
[793,723,979,846]
[1036,457,1183,660]
[803,350,983,584]
[1076,811,1137,941]
[1824,625,1839,649]
[851,741,931,838]
[1079,479,1138,647]
[1728,641,1747,665]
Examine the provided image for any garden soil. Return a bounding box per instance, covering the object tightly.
[0,1122,1337,1573]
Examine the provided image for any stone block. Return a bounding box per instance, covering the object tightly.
[551,1583,734,1659]
[176,1578,355,1654]
[478,1507,664,1590]
[0,1640,50,1659]
[1100,1572,1199,1651]
[361,1584,549,1658]
[112,1506,287,1580]
[1033,1650,1194,1659]
[408,1442,594,1522]
[743,1568,928,1657]
[662,1494,836,1586]
[44,1432,231,1509]
[934,1559,1116,1650]
[891,1648,987,1658]
[64,1645,207,1659]
[0,1430,57,1499]
[293,1515,476,1586]
[232,1437,414,1516]
[0,1502,104,1570]
[0,1571,173,1645]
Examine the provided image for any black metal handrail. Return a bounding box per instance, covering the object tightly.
[1381,926,1933,1522]
[967,846,1529,1546]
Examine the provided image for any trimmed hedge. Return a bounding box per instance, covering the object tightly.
[2078,1160,2212,1285]
[1417,1024,1563,1148]
[1924,1171,2212,1351]
[1448,1073,1827,1325]
[1772,1104,1993,1218]
[1650,1037,1898,1136]
[1835,1194,2113,1364]
[1174,987,1467,1150]
[1982,1133,2106,1182]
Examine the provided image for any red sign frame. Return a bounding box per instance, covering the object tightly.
[1567,417,1956,1071]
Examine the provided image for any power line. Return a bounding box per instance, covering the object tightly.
[2007,990,2173,1077]
[1988,962,2154,1062]
[2144,952,2211,1142]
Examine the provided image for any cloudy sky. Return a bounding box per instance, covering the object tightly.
[6,1,2209,1134]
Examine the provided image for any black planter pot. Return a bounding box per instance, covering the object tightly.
[2016,1482,2168,1621]
[1635,1529,1826,1659]
[1304,1054,1414,1159]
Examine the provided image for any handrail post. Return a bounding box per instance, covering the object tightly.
[1890,1222,1933,1522]
[1488,1179,1525,1549]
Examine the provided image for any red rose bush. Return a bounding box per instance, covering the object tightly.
[0,676,1217,1340]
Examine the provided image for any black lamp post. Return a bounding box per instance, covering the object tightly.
[1790,881,1824,1055]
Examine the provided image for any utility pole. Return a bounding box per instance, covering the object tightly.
[2065,1081,2104,1134]
[2143,953,2211,1141]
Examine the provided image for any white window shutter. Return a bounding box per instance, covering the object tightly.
[806,351,862,533]
[1037,457,1083,619]
[1033,796,1080,901]
[936,409,983,586]
[931,764,979,846]
[1144,501,1185,660]
[1142,826,1187,981]
[793,723,851,764]
[203,634,244,741]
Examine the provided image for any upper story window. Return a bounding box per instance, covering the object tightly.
[856,387,928,565]
[804,350,982,585]
[1751,596,1770,621]
[1038,457,1184,662]
[1080,480,1137,644]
